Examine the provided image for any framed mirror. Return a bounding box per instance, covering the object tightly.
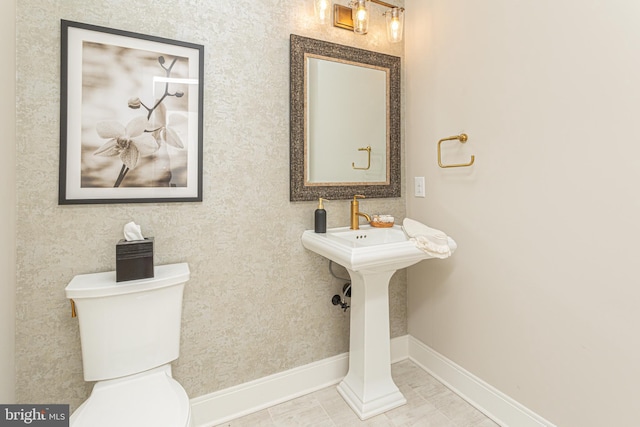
[290,34,401,201]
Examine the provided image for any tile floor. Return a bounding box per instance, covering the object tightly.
[214,360,500,427]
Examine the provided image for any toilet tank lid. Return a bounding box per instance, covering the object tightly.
[65,263,190,299]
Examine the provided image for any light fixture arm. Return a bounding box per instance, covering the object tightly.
[369,0,404,12]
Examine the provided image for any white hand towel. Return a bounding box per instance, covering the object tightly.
[402,218,452,259]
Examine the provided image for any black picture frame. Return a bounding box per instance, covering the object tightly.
[59,20,204,204]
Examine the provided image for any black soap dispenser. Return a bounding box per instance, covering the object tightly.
[314,198,327,233]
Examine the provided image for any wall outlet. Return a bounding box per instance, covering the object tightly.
[414,177,426,197]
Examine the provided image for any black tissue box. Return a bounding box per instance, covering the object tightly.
[116,237,154,282]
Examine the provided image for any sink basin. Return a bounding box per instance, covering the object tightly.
[329,226,407,247]
[301,225,456,272]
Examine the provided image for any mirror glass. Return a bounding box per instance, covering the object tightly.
[290,35,401,201]
[307,56,387,184]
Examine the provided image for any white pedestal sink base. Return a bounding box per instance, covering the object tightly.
[337,377,406,420]
[337,269,407,420]
[300,226,457,420]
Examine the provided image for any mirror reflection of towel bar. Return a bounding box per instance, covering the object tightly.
[437,133,475,168]
[352,146,372,170]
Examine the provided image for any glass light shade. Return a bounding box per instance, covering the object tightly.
[314,0,330,24]
[352,0,369,35]
[385,7,404,43]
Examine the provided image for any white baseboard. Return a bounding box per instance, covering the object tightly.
[190,352,347,427]
[190,335,554,427]
[408,336,556,427]
[390,334,409,363]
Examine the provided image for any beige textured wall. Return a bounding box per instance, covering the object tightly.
[0,0,17,404]
[406,1,640,426]
[15,0,405,409]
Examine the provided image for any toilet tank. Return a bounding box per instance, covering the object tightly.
[65,263,190,381]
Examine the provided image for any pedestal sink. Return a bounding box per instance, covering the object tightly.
[301,225,456,420]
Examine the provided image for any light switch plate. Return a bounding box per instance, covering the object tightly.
[414,177,425,197]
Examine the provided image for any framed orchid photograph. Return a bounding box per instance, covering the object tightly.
[59,20,204,204]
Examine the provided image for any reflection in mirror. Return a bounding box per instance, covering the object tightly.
[290,34,401,201]
[307,56,387,184]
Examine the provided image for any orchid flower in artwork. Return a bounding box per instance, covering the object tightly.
[94,55,186,187]
[94,116,159,186]
[149,102,185,150]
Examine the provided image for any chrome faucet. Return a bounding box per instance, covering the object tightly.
[350,195,371,230]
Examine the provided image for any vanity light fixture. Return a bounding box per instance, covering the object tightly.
[330,0,405,43]
[352,0,370,35]
[314,0,330,24]
[385,5,404,43]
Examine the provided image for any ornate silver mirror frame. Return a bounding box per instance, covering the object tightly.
[290,34,401,201]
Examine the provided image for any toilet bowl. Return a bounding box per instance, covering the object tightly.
[70,365,191,427]
[65,263,191,427]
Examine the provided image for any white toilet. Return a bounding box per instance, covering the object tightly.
[64,263,192,427]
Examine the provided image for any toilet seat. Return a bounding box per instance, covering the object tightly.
[70,365,191,427]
